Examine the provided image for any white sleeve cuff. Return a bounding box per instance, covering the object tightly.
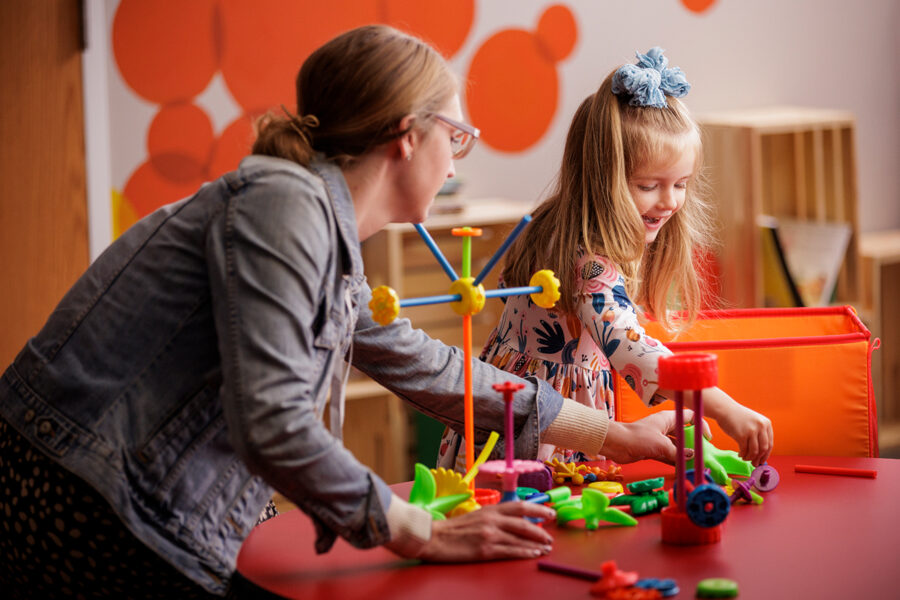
[383,493,432,558]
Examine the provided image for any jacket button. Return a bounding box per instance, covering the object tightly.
[38,420,53,435]
[24,409,35,423]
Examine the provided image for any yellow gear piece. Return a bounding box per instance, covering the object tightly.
[529,269,561,308]
[588,481,625,495]
[369,285,400,326]
[449,277,486,316]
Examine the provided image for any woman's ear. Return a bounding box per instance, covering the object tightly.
[396,114,417,161]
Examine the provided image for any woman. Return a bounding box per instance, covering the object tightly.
[0,26,692,597]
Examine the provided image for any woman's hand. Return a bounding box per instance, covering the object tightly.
[599,410,711,465]
[416,502,556,562]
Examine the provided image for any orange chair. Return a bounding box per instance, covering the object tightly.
[615,306,879,457]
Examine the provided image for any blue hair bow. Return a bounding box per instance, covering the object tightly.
[611,47,691,108]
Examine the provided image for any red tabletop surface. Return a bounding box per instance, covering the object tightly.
[236,456,900,599]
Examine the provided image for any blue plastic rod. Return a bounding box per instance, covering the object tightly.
[483,286,541,299]
[472,214,532,286]
[413,223,458,282]
[399,294,462,308]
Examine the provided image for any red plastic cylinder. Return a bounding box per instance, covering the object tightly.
[658,353,718,390]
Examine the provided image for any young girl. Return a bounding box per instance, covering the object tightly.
[438,47,773,471]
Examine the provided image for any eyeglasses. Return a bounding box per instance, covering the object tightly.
[431,113,480,159]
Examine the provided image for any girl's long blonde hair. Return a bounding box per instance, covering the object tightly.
[502,71,715,331]
[252,25,457,167]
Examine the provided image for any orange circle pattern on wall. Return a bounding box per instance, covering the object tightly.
[381,0,476,58]
[466,4,577,153]
[681,0,718,14]
[110,1,710,236]
[112,0,218,104]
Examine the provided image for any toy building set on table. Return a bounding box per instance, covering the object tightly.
[369,214,877,598]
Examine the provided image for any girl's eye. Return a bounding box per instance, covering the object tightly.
[675,182,688,190]
[637,184,656,192]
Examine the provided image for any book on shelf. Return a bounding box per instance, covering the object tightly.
[757,215,852,308]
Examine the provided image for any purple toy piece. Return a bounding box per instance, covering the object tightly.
[518,464,554,492]
[751,463,780,492]
[729,477,755,504]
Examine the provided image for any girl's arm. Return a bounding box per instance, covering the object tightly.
[671,386,774,466]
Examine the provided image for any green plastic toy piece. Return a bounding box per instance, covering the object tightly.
[626,477,664,494]
[684,425,753,485]
[696,578,739,598]
[516,487,540,500]
[408,463,471,520]
[555,488,638,529]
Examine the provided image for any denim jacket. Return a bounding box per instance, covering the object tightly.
[0,155,563,594]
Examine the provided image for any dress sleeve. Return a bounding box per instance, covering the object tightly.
[571,253,671,406]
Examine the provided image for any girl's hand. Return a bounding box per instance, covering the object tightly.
[599,410,711,465]
[711,401,773,466]
[417,502,555,562]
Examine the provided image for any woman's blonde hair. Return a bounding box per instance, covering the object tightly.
[252,25,457,167]
[502,70,715,331]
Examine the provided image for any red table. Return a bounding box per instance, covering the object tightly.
[236,456,900,598]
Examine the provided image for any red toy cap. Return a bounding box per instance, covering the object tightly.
[657,353,718,390]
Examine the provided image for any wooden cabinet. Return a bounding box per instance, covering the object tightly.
[699,107,860,308]
[343,198,530,481]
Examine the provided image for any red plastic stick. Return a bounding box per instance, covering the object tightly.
[794,464,877,478]
[537,560,602,581]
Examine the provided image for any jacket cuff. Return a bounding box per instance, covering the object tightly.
[542,399,609,456]
[383,494,432,558]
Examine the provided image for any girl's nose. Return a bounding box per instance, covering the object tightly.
[657,188,677,210]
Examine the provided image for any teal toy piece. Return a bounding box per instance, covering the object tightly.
[684,425,753,485]
[516,487,540,500]
[408,463,471,520]
[555,488,638,529]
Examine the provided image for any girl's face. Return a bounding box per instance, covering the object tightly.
[628,149,696,244]
[398,95,461,223]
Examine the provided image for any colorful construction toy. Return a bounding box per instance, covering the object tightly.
[683,425,753,485]
[658,353,730,545]
[555,488,637,529]
[368,216,560,478]
[478,382,546,502]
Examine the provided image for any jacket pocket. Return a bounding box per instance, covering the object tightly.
[134,384,223,501]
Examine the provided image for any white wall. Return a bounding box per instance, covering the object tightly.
[450,0,900,233]
[87,0,900,262]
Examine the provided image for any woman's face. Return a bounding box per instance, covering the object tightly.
[628,148,695,244]
[398,95,461,223]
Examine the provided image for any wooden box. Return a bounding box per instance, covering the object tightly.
[699,107,860,308]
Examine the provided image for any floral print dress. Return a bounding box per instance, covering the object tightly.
[436,249,672,471]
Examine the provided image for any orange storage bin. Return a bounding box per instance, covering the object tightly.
[615,306,878,457]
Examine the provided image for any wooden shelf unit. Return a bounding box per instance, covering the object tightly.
[859,230,900,437]
[699,107,860,308]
